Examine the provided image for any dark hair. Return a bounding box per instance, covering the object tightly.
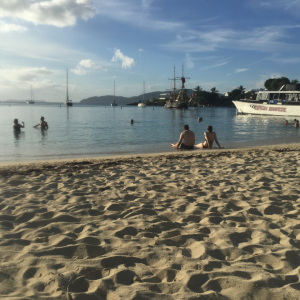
[183,124,189,130]
[14,119,18,124]
[207,126,213,132]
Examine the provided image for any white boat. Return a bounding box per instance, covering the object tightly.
[138,81,146,107]
[27,86,35,104]
[111,80,118,106]
[233,84,300,116]
[64,69,73,107]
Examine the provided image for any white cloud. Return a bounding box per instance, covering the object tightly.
[235,68,248,73]
[111,49,135,69]
[185,53,194,69]
[202,62,228,70]
[0,0,96,28]
[138,48,143,52]
[79,59,97,68]
[142,0,153,10]
[71,66,87,75]
[0,21,27,32]
[0,67,55,89]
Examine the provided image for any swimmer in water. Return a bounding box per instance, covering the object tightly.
[13,119,24,130]
[34,116,48,130]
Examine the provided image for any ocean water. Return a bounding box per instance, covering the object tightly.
[1,103,300,163]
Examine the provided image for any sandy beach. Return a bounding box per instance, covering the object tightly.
[1,145,300,299]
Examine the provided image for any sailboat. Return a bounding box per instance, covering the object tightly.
[64,69,73,106]
[111,80,118,106]
[164,66,190,109]
[138,81,146,107]
[27,86,35,104]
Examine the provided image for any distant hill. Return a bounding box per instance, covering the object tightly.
[79,90,194,105]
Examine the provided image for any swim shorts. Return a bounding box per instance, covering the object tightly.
[178,143,194,150]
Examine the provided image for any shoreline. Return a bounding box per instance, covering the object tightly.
[1,142,299,169]
[1,140,300,167]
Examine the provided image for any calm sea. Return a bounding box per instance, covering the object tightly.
[1,103,300,163]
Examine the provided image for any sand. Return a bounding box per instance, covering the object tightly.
[1,145,300,299]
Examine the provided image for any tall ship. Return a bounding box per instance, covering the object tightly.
[164,66,191,109]
[111,80,118,106]
[27,86,35,104]
[233,84,300,116]
[138,81,146,107]
[65,69,73,106]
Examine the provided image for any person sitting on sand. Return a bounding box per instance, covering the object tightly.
[34,116,48,130]
[13,119,24,130]
[295,120,299,128]
[170,124,195,149]
[285,120,289,126]
[195,125,222,149]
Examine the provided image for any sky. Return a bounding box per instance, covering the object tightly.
[1,0,300,102]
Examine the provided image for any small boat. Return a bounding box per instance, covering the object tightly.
[138,81,146,107]
[233,84,300,116]
[111,80,118,106]
[27,86,35,104]
[64,69,73,107]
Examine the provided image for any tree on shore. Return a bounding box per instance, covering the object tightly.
[264,77,290,90]
[291,79,299,84]
[211,87,219,93]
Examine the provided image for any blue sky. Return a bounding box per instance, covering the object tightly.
[1,0,300,102]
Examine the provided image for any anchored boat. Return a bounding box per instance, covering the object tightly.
[164,66,192,109]
[27,86,35,104]
[233,84,300,116]
[138,81,146,107]
[64,69,73,107]
[111,80,118,106]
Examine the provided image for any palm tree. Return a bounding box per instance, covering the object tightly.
[238,85,245,93]
[211,87,219,93]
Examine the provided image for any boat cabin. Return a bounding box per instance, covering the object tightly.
[256,84,300,104]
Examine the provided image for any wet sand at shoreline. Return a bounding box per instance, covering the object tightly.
[1,144,300,299]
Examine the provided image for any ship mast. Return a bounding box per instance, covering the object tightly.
[66,69,69,101]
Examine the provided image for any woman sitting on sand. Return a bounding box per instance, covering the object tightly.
[195,125,222,149]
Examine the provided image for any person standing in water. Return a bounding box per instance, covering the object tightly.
[34,116,48,130]
[13,119,24,130]
[195,125,222,149]
[170,124,195,149]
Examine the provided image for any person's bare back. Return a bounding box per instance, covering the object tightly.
[170,124,195,149]
[195,125,222,149]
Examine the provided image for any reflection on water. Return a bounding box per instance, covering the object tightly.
[13,130,25,143]
[1,104,300,162]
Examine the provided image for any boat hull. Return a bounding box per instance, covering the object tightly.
[138,103,146,107]
[65,101,73,106]
[233,100,300,116]
[164,101,188,109]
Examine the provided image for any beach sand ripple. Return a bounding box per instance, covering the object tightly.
[1,147,300,299]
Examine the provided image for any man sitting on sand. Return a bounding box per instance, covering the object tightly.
[34,117,48,130]
[195,125,222,149]
[170,124,195,149]
[13,119,24,130]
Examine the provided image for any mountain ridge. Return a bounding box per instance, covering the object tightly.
[79,90,194,105]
